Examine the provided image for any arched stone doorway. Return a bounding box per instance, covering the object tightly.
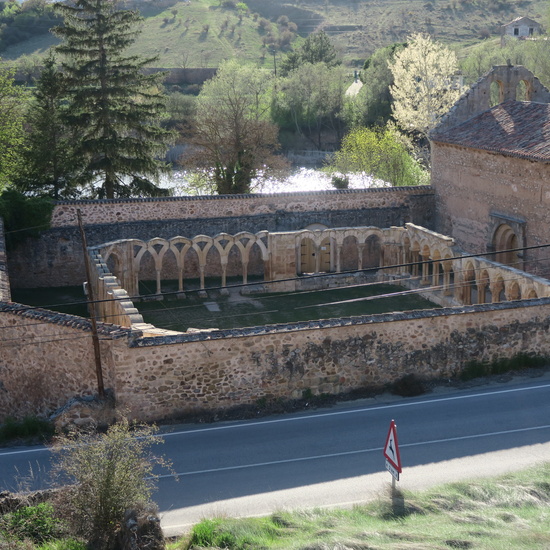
[493,223,520,267]
[300,225,330,274]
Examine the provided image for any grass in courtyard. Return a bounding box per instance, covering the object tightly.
[170,462,550,549]
[10,280,439,332]
[135,280,439,332]
[11,286,90,318]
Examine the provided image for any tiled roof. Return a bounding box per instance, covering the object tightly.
[502,16,540,27]
[431,100,550,162]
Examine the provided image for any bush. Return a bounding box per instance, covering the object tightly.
[0,416,55,444]
[392,373,427,397]
[3,503,62,543]
[51,419,172,550]
[459,353,548,381]
[330,175,349,189]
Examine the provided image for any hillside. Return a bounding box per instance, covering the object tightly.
[1,0,548,68]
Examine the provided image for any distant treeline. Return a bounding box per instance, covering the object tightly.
[0,0,61,51]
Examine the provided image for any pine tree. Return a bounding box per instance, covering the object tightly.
[53,0,174,199]
[18,54,79,199]
[0,64,27,191]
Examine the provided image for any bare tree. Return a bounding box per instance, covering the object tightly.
[179,60,288,194]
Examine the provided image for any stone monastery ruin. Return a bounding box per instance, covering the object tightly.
[2,65,550,424]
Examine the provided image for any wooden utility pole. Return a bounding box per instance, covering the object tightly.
[77,209,105,398]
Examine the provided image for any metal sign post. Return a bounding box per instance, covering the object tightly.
[383,419,402,499]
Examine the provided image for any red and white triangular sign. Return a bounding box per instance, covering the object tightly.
[383,419,402,473]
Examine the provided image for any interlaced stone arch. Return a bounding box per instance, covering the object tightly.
[398,223,549,306]
[89,224,550,323]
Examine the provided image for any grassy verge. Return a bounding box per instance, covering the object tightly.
[0,416,55,446]
[170,462,550,549]
[460,354,549,381]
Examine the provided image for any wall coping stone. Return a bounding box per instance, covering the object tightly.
[130,296,550,348]
[0,301,133,339]
[54,186,434,206]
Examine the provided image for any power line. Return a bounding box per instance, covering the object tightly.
[1,268,546,346]
[3,241,550,337]
[5,239,550,316]
[14,238,550,311]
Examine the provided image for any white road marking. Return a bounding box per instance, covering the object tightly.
[2,382,549,458]
[153,423,550,479]
[160,382,550,437]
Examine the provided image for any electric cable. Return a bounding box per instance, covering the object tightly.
[3,242,550,338]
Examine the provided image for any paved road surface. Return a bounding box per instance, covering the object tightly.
[1,375,549,536]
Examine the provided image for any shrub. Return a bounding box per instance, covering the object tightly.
[51,419,172,550]
[4,503,62,543]
[0,416,55,444]
[392,373,427,397]
[331,174,349,189]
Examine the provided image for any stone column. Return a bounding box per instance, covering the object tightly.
[357,243,365,271]
[335,244,342,273]
[420,253,430,285]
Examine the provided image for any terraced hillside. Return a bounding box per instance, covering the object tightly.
[1,0,547,68]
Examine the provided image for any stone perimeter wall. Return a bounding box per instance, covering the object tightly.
[50,187,434,227]
[0,218,9,302]
[8,187,435,288]
[0,303,131,421]
[2,296,550,423]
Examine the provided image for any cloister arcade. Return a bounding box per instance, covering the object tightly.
[398,224,549,305]
[95,226,386,299]
[89,223,550,327]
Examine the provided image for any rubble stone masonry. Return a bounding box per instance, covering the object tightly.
[50,188,434,228]
[8,188,435,288]
[432,142,550,272]
[0,218,9,302]
[2,297,550,423]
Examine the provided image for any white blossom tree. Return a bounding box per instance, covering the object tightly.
[389,33,463,139]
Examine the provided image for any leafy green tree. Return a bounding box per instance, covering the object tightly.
[52,419,170,550]
[17,54,79,200]
[0,0,61,50]
[352,43,406,128]
[0,189,53,250]
[0,63,27,191]
[327,125,428,187]
[180,60,287,194]
[274,62,347,149]
[52,0,174,199]
[389,33,463,139]
[280,30,341,76]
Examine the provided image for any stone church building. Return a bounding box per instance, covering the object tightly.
[4,64,550,423]
[431,64,550,280]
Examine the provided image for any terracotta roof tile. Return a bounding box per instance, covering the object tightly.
[431,100,550,162]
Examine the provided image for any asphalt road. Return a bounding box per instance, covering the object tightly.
[1,375,550,536]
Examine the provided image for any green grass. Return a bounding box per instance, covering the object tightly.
[0,416,55,445]
[460,353,549,381]
[2,0,548,67]
[11,286,89,318]
[135,280,439,332]
[170,462,550,549]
